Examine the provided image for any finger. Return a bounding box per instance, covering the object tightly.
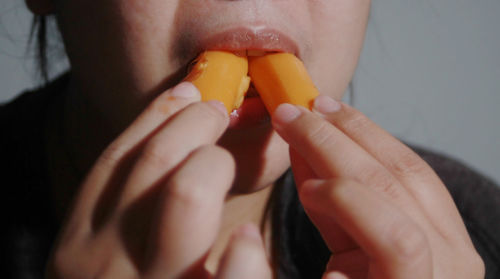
[146,145,235,278]
[107,82,202,161]
[274,104,436,254]
[64,82,200,233]
[272,104,425,222]
[290,147,317,188]
[300,178,433,279]
[117,100,229,209]
[323,272,349,279]
[326,249,368,274]
[313,96,469,243]
[272,103,406,198]
[324,271,365,279]
[290,148,357,253]
[215,224,272,279]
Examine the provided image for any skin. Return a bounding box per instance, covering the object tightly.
[25,0,484,278]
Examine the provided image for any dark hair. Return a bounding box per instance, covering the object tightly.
[28,15,48,83]
[28,14,64,85]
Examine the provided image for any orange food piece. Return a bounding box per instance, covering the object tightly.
[248,53,319,114]
[185,51,251,114]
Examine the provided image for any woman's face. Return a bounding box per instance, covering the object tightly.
[53,0,370,192]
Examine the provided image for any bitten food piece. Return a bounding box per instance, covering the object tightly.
[248,53,319,114]
[185,51,251,114]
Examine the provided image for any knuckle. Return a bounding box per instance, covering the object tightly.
[98,143,128,167]
[298,179,325,202]
[140,140,174,167]
[389,221,429,262]
[49,250,69,277]
[448,246,485,278]
[164,145,234,208]
[200,145,236,170]
[390,149,431,178]
[307,121,336,147]
[48,247,82,279]
[342,112,370,135]
[361,169,400,199]
[472,252,486,278]
[187,145,236,178]
[323,178,355,204]
[464,251,485,278]
[167,176,206,209]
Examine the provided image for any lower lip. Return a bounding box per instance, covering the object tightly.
[229,96,270,129]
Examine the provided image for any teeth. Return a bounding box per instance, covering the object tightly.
[246,50,268,57]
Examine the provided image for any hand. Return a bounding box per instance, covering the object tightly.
[46,82,271,279]
[271,95,485,279]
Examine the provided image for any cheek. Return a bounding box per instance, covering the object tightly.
[116,1,183,89]
[306,0,371,99]
[58,0,182,93]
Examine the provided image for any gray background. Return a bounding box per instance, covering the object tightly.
[1,0,499,185]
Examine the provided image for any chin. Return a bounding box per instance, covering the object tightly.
[217,123,291,194]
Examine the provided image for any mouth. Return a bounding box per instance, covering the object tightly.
[196,27,300,57]
[183,27,300,129]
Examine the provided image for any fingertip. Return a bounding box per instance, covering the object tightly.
[272,103,302,128]
[216,223,271,279]
[232,223,262,242]
[170,82,201,99]
[323,271,348,279]
[312,95,341,116]
[299,179,324,197]
[206,100,229,116]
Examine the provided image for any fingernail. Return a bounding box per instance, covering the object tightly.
[207,100,228,115]
[170,82,200,98]
[325,272,347,279]
[313,95,341,115]
[300,179,323,196]
[273,103,302,126]
[234,223,261,241]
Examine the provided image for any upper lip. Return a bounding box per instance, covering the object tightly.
[187,27,301,62]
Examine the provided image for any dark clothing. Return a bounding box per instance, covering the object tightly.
[1,76,66,279]
[2,74,500,278]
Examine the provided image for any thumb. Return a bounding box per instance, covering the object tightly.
[215,224,272,279]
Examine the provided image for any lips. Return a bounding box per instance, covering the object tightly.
[196,27,300,58]
[183,27,301,129]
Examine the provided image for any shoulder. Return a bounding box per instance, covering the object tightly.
[0,73,71,218]
[1,72,70,158]
[0,73,72,221]
[0,73,70,278]
[411,145,500,217]
[1,73,70,125]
